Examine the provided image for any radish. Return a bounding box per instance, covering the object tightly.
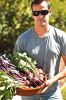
[38,76,44,83]
[33,76,42,85]
[25,80,30,86]
[27,72,34,80]
[0,52,47,89]
[38,68,45,74]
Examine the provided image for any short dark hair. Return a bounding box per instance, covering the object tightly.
[31,0,50,10]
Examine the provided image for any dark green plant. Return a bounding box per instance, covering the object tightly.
[0,0,66,53]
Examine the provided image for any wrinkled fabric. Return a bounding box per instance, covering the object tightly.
[14,25,66,100]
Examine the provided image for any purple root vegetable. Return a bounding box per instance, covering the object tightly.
[38,68,45,74]
[27,72,34,80]
[0,56,47,88]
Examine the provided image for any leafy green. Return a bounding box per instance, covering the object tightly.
[8,52,37,74]
[0,71,16,100]
[0,52,38,100]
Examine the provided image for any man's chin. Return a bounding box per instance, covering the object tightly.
[40,23,46,27]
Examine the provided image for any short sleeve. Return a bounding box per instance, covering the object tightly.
[61,32,66,55]
[14,35,25,53]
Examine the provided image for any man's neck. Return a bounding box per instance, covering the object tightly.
[34,25,49,37]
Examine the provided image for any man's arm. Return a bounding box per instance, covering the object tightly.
[52,55,66,82]
[41,55,66,93]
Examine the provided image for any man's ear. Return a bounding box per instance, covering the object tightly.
[31,11,34,18]
[32,15,34,19]
[32,12,35,19]
[48,9,52,16]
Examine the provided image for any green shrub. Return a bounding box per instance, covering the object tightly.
[61,87,66,100]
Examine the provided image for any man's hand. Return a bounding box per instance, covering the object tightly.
[41,79,53,93]
[37,79,54,94]
[37,63,66,94]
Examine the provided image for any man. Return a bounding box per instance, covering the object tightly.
[14,0,66,100]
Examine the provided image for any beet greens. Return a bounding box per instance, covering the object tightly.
[0,52,47,100]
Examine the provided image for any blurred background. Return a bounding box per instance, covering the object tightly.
[0,0,66,54]
[0,0,66,99]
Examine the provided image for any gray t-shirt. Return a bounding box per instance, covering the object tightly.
[14,25,66,78]
[14,25,66,99]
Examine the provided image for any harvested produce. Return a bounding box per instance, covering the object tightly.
[0,52,47,99]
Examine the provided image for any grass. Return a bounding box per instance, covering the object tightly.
[61,87,66,100]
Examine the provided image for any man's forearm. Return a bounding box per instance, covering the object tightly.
[52,66,66,83]
[40,66,66,93]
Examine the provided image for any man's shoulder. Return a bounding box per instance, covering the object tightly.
[49,25,66,36]
[18,27,33,40]
[50,25,64,32]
